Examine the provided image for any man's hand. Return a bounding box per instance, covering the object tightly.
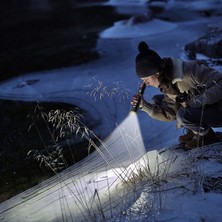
[131,94,144,109]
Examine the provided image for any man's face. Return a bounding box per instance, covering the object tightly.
[141,73,160,88]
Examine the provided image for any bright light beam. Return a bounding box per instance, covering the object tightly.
[95,110,147,170]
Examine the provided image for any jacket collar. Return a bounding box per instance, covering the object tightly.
[171,58,183,84]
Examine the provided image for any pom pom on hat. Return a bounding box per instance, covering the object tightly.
[135,41,162,78]
[138,41,149,53]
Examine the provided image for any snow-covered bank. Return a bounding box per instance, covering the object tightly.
[1,135,222,222]
[1,0,222,221]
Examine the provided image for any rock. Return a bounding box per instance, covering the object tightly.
[184,25,222,59]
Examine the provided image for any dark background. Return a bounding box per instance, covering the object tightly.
[0,0,129,82]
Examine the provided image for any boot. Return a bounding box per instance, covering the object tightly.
[178,129,195,143]
[184,128,216,150]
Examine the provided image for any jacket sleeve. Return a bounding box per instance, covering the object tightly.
[141,95,180,122]
[187,62,222,107]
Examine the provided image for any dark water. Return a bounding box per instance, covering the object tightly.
[0,0,129,81]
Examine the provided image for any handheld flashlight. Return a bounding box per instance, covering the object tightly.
[131,82,146,113]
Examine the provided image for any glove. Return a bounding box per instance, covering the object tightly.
[131,94,144,109]
[176,92,189,103]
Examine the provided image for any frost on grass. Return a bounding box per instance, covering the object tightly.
[26,78,131,174]
[85,77,131,103]
[27,103,101,173]
[109,145,222,221]
[47,108,89,140]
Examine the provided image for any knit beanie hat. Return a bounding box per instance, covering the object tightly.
[135,41,162,78]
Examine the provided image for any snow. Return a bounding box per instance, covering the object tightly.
[99,19,177,39]
[1,0,222,221]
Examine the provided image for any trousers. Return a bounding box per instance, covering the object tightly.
[176,106,222,135]
[152,94,222,135]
